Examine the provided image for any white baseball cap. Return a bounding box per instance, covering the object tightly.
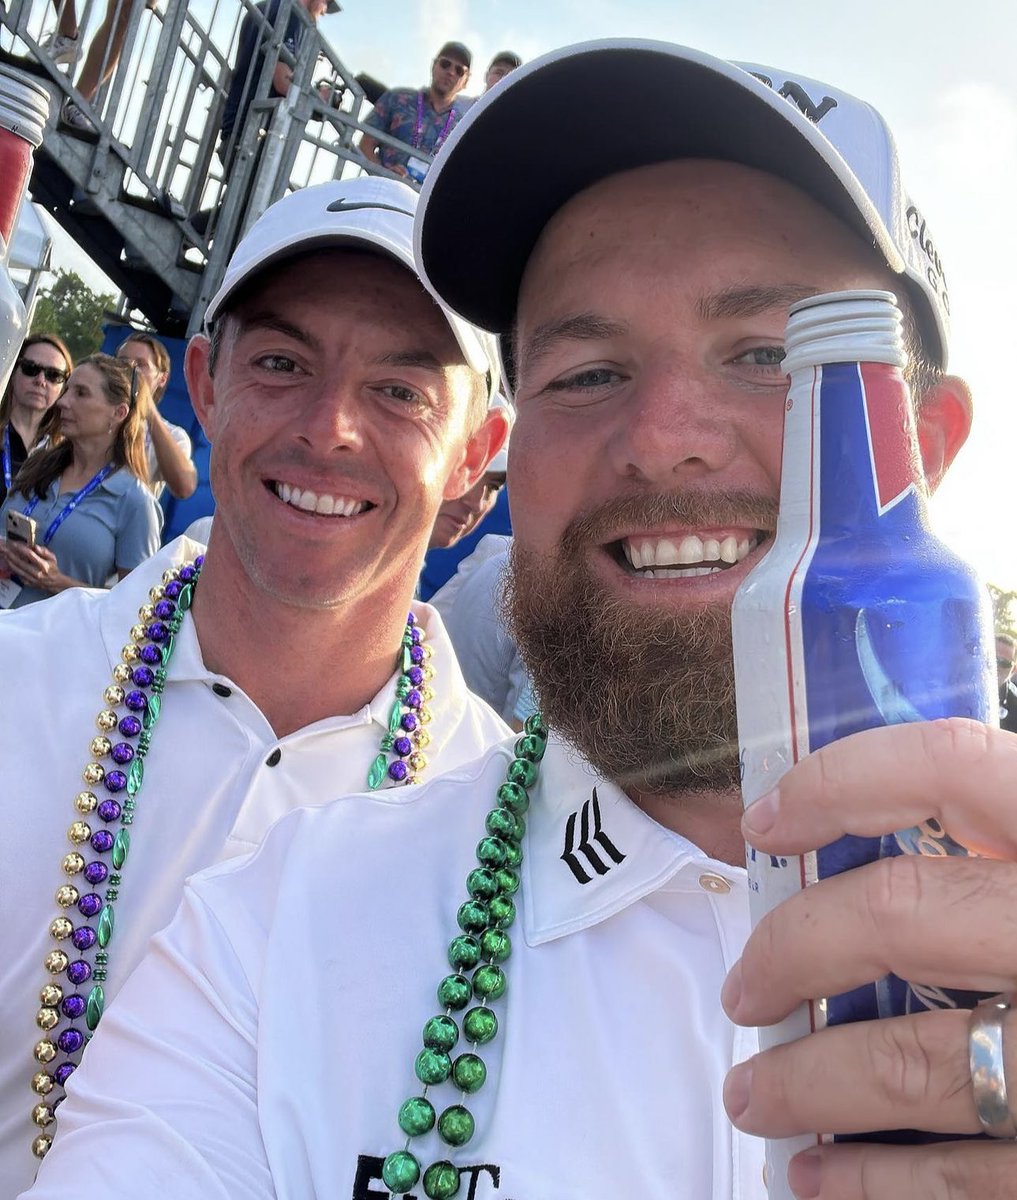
[204,176,499,397]
[417,40,951,368]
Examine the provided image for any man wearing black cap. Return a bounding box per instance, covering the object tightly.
[22,40,1017,1200]
[359,41,472,183]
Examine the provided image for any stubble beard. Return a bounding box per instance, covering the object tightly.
[505,491,777,798]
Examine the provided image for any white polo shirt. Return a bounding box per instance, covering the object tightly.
[24,735,765,1200]
[2,536,509,1194]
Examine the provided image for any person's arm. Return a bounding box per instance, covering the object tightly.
[148,413,197,499]
[114,485,163,579]
[20,886,273,1199]
[725,718,1017,1195]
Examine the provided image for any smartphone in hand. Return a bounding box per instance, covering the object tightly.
[4,510,37,547]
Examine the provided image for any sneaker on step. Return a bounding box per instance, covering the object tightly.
[39,30,80,66]
[60,101,96,135]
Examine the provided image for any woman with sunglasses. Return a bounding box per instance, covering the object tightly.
[0,354,161,608]
[0,334,73,507]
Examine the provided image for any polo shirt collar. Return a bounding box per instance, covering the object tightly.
[522,734,741,946]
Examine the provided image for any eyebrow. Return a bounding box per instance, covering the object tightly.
[233,313,322,352]
[695,284,819,322]
[376,349,447,374]
[518,313,628,377]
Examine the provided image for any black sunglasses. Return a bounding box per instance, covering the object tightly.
[18,358,69,386]
[998,657,1016,669]
[436,56,468,78]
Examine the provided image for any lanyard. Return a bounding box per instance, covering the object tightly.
[23,463,114,546]
[413,91,457,154]
[2,425,10,491]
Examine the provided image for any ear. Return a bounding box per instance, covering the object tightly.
[443,407,510,501]
[915,374,972,493]
[185,334,217,443]
[111,402,130,426]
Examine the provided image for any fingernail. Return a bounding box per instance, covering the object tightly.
[723,1060,752,1121]
[720,960,742,1017]
[788,1149,822,1199]
[743,788,779,837]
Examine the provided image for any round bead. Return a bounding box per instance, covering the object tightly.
[488,895,516,928]
[393,736,413,757]
[494,868,520,896]
[71,926,97,951]
[466,868,498,900]
[119,713,143,737]
[484,808,519,842]
[447,935,480,971]
[95,710,118,732]
[409,645,425,665]
[124,689,147,711]
[381,1150,420,1194]
[77,893,103,918]
[138,643,161,665]
[74,791,98,814]
[420,687,436,702]
[408,752,428,773]
[90,830,114,853]
[514,732,547,762]
[451,1052,487,1093]
[40,984,63,1006]
[422,1161,460,1200]
[66,960,91,986]
[49,917,73,940]
[400,712,418,733]
[506,757,538,789]
[82,763,104,786]
[55,885,79,908]
[418,709,433,725]
[103,770,127,792]
[83,861,108,885]
[462,1006,498,1045]
[422,1014,459,1053]
[36,1007,59,1031]
[33,1040,56,1064]
[67,821,91,844]
[32,1104,54,1128]
[90,735,112,758]
[437,1104,475,1148]
[104,685,125,706]
[44,950,68,975]
[97,799,121,822]
[131,666,155,688]
[407,665,424,686]
[178,564,196,582]
[57,1028,85,1054]
[149,585,165,603]
[405,689,423,709]
[436,974,472,1011]
[61,994,86,1020]
[496,782,529,815]
[129,623,148,642]
[61,853,85,875]
[31,1135,52,1159]
[53,1062,76,1086]
[456,900,489,934]
[138,603,156,622]
[388,759,409,783]
[111,742,135,765]
[472,965,506,1001]
[476,837,507,868]
[413,729,431,749]
[112,662,133,683]
[524,711,547,736]
[414,1048,451,1086]
[397,1095,436,1137]
[146,621,169,643]
[479,928,511,963]
[121,643,140,663]
[31,1072,54,1095]
[164,579,183,598]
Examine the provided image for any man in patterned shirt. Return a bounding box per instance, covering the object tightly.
[358,41,471,184]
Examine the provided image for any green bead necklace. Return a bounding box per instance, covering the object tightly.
[382,714,548,1198]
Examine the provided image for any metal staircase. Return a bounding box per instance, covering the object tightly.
[0,0,417,336]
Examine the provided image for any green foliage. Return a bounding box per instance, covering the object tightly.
[987,583,1017,638]
[31,269,116,363]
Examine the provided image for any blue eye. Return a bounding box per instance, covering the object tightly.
[734,346,786,368]
[546,366,621,391]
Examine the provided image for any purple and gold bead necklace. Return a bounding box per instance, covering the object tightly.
[381,714,547,1199]
[29,559,437,1161]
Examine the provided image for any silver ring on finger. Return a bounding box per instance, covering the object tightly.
[969,999,1017,1139]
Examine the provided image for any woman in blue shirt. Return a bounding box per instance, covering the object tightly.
[0,353,161,607]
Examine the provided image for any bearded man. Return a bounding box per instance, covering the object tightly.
[22,42,1017,1200]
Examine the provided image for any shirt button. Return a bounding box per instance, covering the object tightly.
[698,872,731,894]
[265,748,282,767]
[212,683,232,697]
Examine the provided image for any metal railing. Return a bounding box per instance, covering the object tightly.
[0,0,434,334]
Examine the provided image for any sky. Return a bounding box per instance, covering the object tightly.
[44,0,1017,589]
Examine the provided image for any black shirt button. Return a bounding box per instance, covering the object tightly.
[212,683,232,697]
[265,748,282,767]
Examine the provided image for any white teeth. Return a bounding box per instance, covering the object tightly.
[720,536,739,564]
[273,481,367,518]
[677,535,704,564]
[738,538,750,560]
[703,537,721,561]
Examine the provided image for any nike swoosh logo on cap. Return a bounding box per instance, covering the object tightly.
[326,199,414,217]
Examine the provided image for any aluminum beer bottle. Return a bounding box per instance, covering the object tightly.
[731,290,995,1191]
[0,65,49,394]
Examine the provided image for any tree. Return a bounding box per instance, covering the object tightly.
[31,269,117,363]
[987,583,1017,638]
